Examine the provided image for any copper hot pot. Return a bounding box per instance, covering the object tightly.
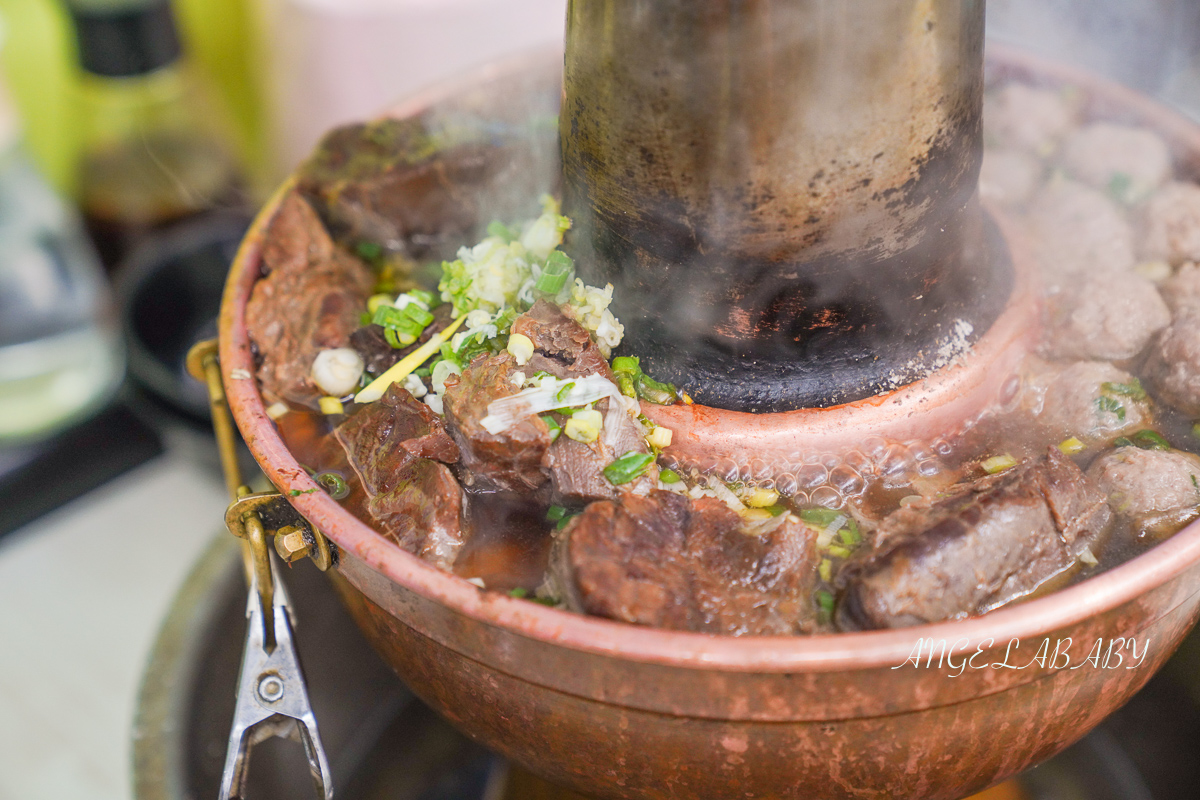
[218,46,1200,799]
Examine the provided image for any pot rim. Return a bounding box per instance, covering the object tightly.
[219,43,1200,674]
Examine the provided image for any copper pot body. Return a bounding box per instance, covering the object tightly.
[219,48,1200,799]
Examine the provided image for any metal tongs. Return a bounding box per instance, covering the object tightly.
[188,341,334,800]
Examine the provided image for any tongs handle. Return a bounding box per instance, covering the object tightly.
[219,571,333,800]
[187,340,334,799]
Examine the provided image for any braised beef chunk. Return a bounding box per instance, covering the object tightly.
[246,191,374,405]
[512,300,612,380]
[348,325,394,377]
[351,304,454,377]
[838,448,1112,630]
[334,384,463,568]
[366,459,464,569]
[441,303,655,500]
[542,407,657,503]
[442,352,553,492]
[298,118,529,258]
[554,493,820,636]
[336,384,459,478]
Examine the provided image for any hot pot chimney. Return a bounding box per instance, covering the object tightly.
[562,0,1009,412]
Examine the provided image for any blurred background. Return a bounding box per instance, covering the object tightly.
[0,0,566,524]
[0,2,565,798]
[0,1,1198,799]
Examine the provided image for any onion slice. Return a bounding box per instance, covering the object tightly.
[480,373,636,448]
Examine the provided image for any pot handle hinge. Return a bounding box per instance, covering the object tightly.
[186,340,337,574]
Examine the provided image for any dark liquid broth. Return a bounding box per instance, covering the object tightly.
[276,409,555,592]
[274,399,1172,620]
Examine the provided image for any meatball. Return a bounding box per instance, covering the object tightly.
[1145,310,1200,415]
[1027,180,1136,278]
[1161,262,1200,314]
[1061,123,1171,202]
[1137,182,1200,265]
[1087,447,1200,535]
[1025,360,1152,444]
[980,149,1042,207]
[984,83,1077,155]
[1041,272,1169,361]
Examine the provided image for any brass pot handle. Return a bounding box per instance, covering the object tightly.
[186,340,336,570]
[186,339,334,799]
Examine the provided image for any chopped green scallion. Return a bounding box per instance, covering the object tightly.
[408,289,436,307]
[546,505,568,522]
[384,326,417,348]
[1095,395,1126,422]
[535,250,574,295]
[508,587,529,599]
[314,471,350,500]
[799,508,844,528]
[556,382,576,403]
[612,356,639,398]
[402,304,434,327]
[374,304,432,349]
[610,355,678,404]
[658,468,681,484]
[635,373,678,405]
[373,304,410,329]
[816,589,835,623]
[535,270,570,295]
[355,241,383,262]
[541,414,562,442]
[603,451,656,485]
[1130,429,1171,451]
[1114,437,1134,448]
[1101,379,1145,401]
[839,519,861,546]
